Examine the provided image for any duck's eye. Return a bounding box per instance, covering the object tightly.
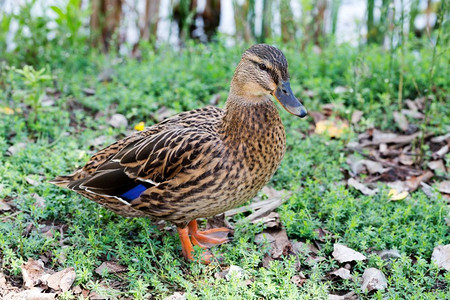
[258,63,267,71]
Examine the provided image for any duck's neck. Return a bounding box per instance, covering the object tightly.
[219,92,284,144]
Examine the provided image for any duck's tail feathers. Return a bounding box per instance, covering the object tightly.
[49,175,74,187]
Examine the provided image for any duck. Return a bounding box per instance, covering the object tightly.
[51,44,307,262]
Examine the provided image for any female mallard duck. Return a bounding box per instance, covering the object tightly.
[51,44,307,262]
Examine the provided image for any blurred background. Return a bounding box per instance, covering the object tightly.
[0,0,446,61]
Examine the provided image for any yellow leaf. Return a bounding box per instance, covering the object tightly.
[388,189,408,201]
[0,107,14,115]
[314,120,349,138]
[134,122,145,131]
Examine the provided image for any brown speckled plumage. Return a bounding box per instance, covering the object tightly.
[51,44,307,261]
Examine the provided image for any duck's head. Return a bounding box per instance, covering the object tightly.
[230,44,307,118]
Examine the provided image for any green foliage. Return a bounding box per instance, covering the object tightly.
[0,36,449,298]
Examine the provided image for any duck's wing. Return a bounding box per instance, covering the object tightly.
[59,127,221,203]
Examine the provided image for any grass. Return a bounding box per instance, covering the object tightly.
[0,40,449,299]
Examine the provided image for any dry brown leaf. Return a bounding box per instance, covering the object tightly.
[351,110,363,124]
[328,291,358,300]
[164,292,186,300]
[434,145,449,158]
[428,160,446,173]
[7,142,27,156]
[25,176,39,186]
[251,211,281,228]
[332,244,366,263]
[291,273,306,287]
[437,181,450,194]
[399,153,415,166]
[315,120,349,138]
[401,109,424,119]
[0,198,12,211]
[347,155,389,175]
[95,261,127,275]
[329,268,353,280]
[32,193,46,208]
[361,268,387,292]
[270,228,292,259]
[21,259,46,289]
[292,241,319,256]
[377,249,401,261]
[431,245,450,271]
[347,178,378,196]
[365,130,421,146]
[46,267,76,292]
[393,111,409,131]
[82,88,95,95]
[405,171,434,192]
[108,114,128,128]
[431,133,450,143]
[155,106,176,122]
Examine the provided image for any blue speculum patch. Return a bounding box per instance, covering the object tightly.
[120,184,147,201]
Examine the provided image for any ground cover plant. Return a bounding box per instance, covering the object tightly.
[0,37,449,299]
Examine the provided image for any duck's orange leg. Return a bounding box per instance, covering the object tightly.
[187,220,230,248]
[176,225,213,263]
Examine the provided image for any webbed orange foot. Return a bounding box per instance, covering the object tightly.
[188,220,230,248]
[176,220,230,263]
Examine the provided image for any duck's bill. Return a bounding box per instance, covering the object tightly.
[272,81,307,118]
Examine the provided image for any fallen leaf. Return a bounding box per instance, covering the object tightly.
[292,241,319,256]
[134,122,145,131]
[82,88,96,95]
[315,120,349,138]
[329,268,352,280]
[32,193,46,208]
[225,265,245,281]
[361,268,387,292]
[431,133,450,143]
[251,211,281,228]
[437,181,450,194]
[377,249,401,261]
[399,153,415,166]
[309,111,326,124]
[0,106,14,115]
[291,273,306,286]
[0,272,7,289]
[428,160,446,173]
[365,130,421,146]
[351,110,363,124]
[432,245,450,271]
[23,287,57,300]
[46,267,76,292]
[405,171,434,192]
[108,114,128,128]
[328,291,358,300]
[388,189,409,201]
[393,111,409,131]
[164,292,186,300]
[21,259,46,288]
[270,228,292,259]
[155,106,176,122]
[333,86,348,94]
[401,109,424,119]
[95,261,127,275]
[434,145,449,159]
[254,232,276,245]
[7,142,27,156]
[332,244,366,263]
[89,136,108,148]
[0,198,12,211]
[347,156,388,175]
[347,178,378,196]
[26,176,39,186]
